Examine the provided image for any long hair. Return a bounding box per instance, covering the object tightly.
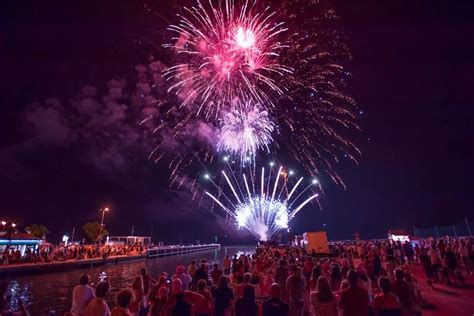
[311,266,321,282]
[217,275,229,290]
[316,276,334,303]
[330,265,342,283]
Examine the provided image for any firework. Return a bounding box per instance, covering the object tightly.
[152,0,359,188]
[204,163,319,240]
[270,0,360,186]
[164,0,291,117]
[217,101,274,163]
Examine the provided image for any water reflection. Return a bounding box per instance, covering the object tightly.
[2,246,253,315]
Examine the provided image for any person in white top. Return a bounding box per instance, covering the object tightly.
[71,275,95,316]
[84,282,111,316]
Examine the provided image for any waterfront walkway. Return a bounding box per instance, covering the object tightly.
[0,243,220,278]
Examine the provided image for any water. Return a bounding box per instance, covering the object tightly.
[2,245,254,315]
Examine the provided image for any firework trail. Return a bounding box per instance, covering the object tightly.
[164,0,291,117]
[204,162,319,240]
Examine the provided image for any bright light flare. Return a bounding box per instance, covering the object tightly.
[217,103,274,163]
[164,0,291,116]
[235,27,256,49]
[205,164,319,240]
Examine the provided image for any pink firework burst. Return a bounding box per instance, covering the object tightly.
[164,0,292,117]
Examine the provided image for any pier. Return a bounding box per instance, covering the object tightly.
[147,243,220,258]
[0,243,220,278]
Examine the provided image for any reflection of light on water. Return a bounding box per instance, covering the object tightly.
[94,271,108,285]
[4,280,30,311]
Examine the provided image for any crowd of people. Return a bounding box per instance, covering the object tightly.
[1,244,147,266]
[1,237,472,316]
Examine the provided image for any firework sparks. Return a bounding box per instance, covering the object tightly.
[164,0,291,117]
[270,0,360,186]
[217,102,274,163]
[204,163,319,240]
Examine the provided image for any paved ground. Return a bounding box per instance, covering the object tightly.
[411,265,474,315]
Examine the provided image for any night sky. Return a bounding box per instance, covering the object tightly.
[1,0,473,243]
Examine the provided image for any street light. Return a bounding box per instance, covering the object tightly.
[1,221,6,226]
[100,207,109,226]
[11,223,16,228]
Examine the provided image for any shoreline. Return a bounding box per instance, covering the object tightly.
[0,243,220,278]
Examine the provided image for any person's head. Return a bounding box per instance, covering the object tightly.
[243,272,252,283]
[291,264,299,274]
[197,279,207,291]
[218,275,229,289]
[242,285,255,302]
[330,264,341,280]
[171,278,182,294]
[269,283,281,299]
[95,282,109,298]
[116,289,134,309]
[176,265,186,275]
[159,275,167,285]
[394,268,404,282]
[213,263,219,270]
[316,276,333,302]
[191,260,196,265]
[378,276,391,294]
[311,266,321,280]
[79,274,89,286]
[347,270,358,287]
[158,286,169,299]
[140,267,148,276]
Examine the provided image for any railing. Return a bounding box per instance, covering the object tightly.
[147,243,220,258]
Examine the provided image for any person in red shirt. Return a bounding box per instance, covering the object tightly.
[338,270,370,316]
[304,257,314,289]
[210,263,223,286]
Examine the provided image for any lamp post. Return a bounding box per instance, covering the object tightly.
[100,207,109,227]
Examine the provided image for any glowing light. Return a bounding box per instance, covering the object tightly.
[217,103,274,163]
[1,221,6,226]
[289,170,294,175]
[204,174,210,179]
[312,179,318,184]
[205,165,319,240]
[235,27,256,49]
[11,223,16,228]
[164,0,291,116]
[269,161,274,166]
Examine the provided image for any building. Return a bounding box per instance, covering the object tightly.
[388,229,411,242]
[106,236,151,247]
[0,233,42,256]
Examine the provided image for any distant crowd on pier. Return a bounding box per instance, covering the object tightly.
[1,237,473,316]
[1,244,147,266]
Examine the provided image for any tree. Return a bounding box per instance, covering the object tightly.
[82,222,109,243]
[25,224,50,239]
